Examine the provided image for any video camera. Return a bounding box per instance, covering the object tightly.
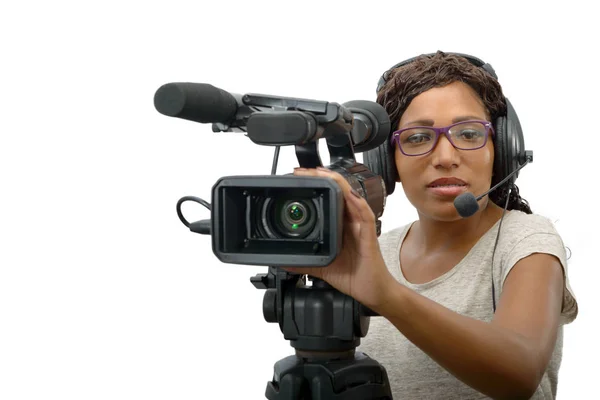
[154,82,394,399]
[154,82,391,266]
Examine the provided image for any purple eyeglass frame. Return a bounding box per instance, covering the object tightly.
[390,119,495,156]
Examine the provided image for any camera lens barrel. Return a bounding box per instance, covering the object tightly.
[324,163,386,219]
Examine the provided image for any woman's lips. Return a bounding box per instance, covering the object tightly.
[426,178,469,197]
[427,184,468,196]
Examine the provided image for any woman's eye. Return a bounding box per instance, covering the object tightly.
[457,129,483,140]
[405,133,432,143]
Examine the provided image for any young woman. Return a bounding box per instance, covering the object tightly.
[288,52,578,399]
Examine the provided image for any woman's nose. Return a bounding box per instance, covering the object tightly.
[431,134,460,169]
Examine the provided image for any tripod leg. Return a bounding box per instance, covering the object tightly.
[265,356,306,400]
[265,375,305,400]
[264,353,393,400]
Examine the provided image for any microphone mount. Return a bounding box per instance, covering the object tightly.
[478,150,533,202]
[454,150,533,218]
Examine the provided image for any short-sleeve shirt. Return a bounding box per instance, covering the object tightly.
[357,209,578,399]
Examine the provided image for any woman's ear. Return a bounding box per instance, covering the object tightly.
[392,148,402,182]
[395,166,402,182]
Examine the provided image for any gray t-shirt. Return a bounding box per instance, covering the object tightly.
[357,210,578,399]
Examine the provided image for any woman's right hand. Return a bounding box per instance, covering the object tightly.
[283,167,394,310]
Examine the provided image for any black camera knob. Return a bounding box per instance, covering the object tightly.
[263,289,278,323]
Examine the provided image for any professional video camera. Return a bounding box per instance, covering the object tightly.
[154,82,394,399]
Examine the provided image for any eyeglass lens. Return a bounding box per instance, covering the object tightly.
[398,121,488,155]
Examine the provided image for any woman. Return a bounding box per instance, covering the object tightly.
[288,52,578,399]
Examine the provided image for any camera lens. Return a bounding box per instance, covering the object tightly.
[256,197,320,240]
[284,202,307,227]
[262,198,318,239]
[288,204,304,221]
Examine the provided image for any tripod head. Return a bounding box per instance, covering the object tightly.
[251,267,375,351]
[155,82,393,399]
[251,267,391,399]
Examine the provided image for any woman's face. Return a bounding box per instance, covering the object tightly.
[393,81,495,221]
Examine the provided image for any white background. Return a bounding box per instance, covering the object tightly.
[1,1,598,398]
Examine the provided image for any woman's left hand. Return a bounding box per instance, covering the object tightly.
[283,167,394,310]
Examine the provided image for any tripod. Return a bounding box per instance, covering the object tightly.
[251,267,392,400]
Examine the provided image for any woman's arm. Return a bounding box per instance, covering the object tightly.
[287,167,565,399]
[373,253,565,400]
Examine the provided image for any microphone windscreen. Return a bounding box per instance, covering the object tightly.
[154,83,238,124]
[454,192,479,218]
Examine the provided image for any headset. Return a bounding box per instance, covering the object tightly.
[363,52,529,197]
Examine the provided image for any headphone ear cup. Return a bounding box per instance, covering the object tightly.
[494,98,526,186]
[493,115,508,185]
[504,97,526,181]
[363,142,398,195]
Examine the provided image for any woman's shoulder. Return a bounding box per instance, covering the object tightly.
[379,222,412,241]
[501,209,563,240]
[377,221,413,254]
[497,211,578,324]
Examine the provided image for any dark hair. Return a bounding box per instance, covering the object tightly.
[377,51,532,214]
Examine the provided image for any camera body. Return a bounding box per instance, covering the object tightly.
[211,154,387,267]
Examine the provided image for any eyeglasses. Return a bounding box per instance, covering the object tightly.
[390,120,495,156]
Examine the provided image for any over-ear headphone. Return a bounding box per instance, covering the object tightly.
[363,52,529,196]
